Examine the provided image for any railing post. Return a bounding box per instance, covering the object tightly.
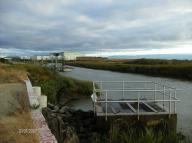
[123,81,125,99]
[163,85,165,110]
[93,82,96,116]
[100,81,103,97]
[154,83,157,101]
[137,92,140,120]
[93,82,95,92]
[169,89,171,118]
[94,99,96,116]
[174,89,176,113]
[105,91,108,121]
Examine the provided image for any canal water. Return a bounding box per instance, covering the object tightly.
[61,66,192,137]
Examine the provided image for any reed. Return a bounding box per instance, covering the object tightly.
[92,120,191,143]
[68,59,192,81]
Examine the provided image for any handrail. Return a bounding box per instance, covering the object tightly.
[92,80,181,121]
[95,89,166,92]
[94,88,182,92]
[94,81,153,83]
[95,99,180,103]
[93,80,181,90]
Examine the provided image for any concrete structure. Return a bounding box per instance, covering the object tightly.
[91,81,180,131]
[91,81,180,120]
[33,86,41,96]
[38,95,47,108]
[25,79,57,143]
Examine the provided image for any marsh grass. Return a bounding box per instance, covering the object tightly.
[91,120,191,143]
[68,59,192,81]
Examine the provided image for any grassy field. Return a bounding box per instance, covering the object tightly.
[68,59,192,81]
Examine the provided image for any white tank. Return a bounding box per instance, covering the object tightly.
[33,86,41,96]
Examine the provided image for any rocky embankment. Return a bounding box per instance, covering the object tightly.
[42,103,97,143]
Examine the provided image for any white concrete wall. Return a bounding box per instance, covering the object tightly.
[24,79,57,143]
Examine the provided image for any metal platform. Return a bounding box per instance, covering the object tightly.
[91,81,180,120]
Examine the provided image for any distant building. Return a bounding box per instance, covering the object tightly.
[59,51,83,61]
[44,51,83,61]
[31,55,42,61]
[31,55,50,61]
[76,56,108,61]
[41,55,50,60]
[20,56,31,60]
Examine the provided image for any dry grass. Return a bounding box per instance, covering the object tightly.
[0,112,39,143]
[0,90,39,143]
[0,64,27,83]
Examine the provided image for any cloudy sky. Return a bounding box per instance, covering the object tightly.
[0,0,192,57]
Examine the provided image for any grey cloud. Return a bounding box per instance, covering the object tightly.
[0,0,192,56]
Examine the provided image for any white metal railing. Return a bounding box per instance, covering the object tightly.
[91,81,181,120]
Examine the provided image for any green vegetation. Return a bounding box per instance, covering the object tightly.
[21,64,92,104]
[0,62,93,104]
[68,59,192,81]
[92,120,191,143]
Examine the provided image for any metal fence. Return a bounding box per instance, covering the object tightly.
[91,81,181,120]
